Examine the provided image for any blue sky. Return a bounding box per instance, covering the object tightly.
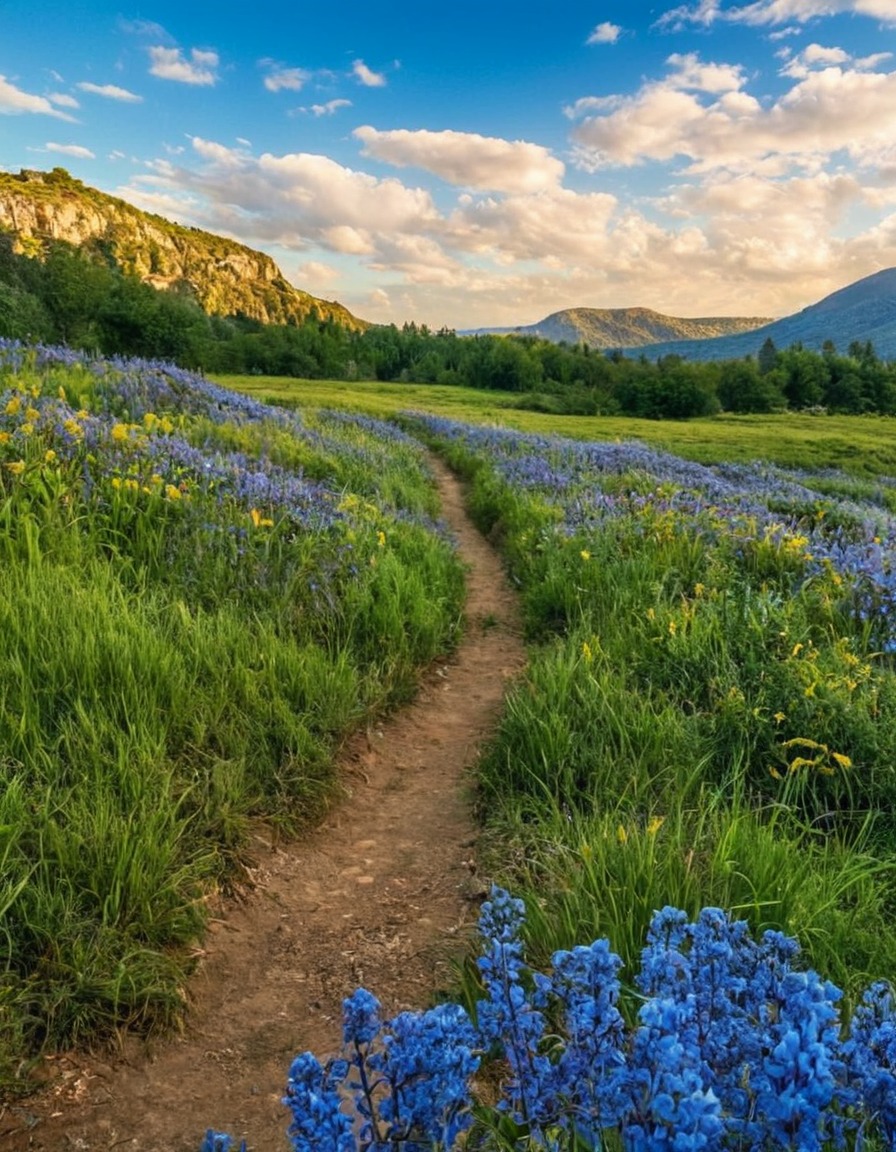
[2,1,896,329]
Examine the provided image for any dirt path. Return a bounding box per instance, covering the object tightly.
[4,457,526,1151]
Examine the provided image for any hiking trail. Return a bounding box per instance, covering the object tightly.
[4,455,526,1151]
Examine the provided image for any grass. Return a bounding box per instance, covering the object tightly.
[0,345,465,1090]
[216,373,896,477]
[404,410,896,1007]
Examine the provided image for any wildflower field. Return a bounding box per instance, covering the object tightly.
[2,346,896,1148]
[0,342,464,1087]
[407,413,896,996]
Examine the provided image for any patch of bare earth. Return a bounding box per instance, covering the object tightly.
[3,456,525,1151]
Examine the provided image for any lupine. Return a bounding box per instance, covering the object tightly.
[205,892,896,1151]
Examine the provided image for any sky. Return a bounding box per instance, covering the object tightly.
[2,1,896,330]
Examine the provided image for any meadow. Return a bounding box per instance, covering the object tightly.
[0,344,464,1089]
[2,352,896,1147]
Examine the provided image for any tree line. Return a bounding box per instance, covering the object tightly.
[2,234,895,418]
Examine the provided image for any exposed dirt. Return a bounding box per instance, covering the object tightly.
[3,457,526,1151]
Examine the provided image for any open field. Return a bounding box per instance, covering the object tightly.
[217,373,896,478]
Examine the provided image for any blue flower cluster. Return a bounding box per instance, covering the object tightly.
[283,988,478,1152]
[206,889,896,1151]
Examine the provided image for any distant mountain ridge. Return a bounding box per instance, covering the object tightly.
[622,268,896,361]
[464,306,773,347]
[0,167,366,331]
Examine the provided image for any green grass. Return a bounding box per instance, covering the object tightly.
[405,410,896,1007]
[0,350,465,1091]
[216,373,896,477]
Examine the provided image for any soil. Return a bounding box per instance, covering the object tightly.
[2,456,526,1151]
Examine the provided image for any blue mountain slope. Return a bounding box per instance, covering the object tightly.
[624,268,896,361]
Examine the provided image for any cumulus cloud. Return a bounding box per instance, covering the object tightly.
[148,46,219,85]
[352,59,386,87]
[115,120,896,331]
[46,142,95,159]
[587,21,622,44]
[0,75,76,119]
[76,81,142,102]
[569,52,896,173]
[354,126,565,193]
[263,66,309,92]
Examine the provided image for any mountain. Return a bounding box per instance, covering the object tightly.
[464,306,772,347]
[623,268,896,361]
[0,167,365,330]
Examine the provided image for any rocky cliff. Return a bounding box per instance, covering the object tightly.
[0,168,365,330]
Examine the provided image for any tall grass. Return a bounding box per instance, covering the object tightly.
[0,343,464,1090]
[410,413,896,1003]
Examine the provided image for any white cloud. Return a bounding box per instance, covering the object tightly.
[354,126,565,193]
[49,92,80,109]
[46,142,95,159]
[295,260,340,284]
[570,53,896,173]
[309,99,352,116]
[115,123,896,330]
[659,0,896,26]
[148,46,219,86]
[352,59,386,87]
[587,21,622,44]
[0,74,76,119]
[263,67,310,92]
[76,81,142,102]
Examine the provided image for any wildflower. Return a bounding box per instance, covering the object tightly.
[580,549,591,560]
[646,815,665,836]
[0,432,9,444]
[44,449,56,463]
[111,423,131,442]
[582,641,593,663]
[377,530,386,547]
[5,395,21,415]
[165,484,182,500]
[616,824,628,845]
[19,423,33,435]
[5,460,25,476]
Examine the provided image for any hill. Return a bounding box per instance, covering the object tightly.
[625,268,896,361]
[0,167,365,331]
[464,306,772,347]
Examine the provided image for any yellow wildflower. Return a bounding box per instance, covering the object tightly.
[616,824,628,845]
[111,423,130,442]
[0,432,9,444]
[832,752,852,769]
[582,641,593,664]
[646,816,665,836]
[19,423,33,436]
[773,711,786,723]
[580,549,591,561]
[5,460,25,475]
[377,531,386,548]
[111,477,122,490]
[165,484,182,500]
[63,418,82,437]
[44,449,56,463]
[5,396,21,415]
